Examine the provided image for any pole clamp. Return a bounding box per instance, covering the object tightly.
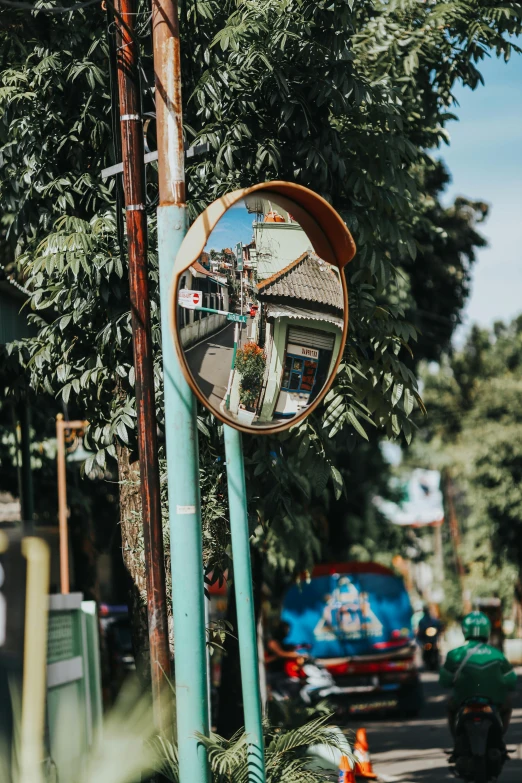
[120,114,141,121]
[126,204,146,211]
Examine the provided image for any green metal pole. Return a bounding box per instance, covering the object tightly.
[224,425,266,783]
[158,206,210,783]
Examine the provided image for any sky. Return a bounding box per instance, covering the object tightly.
[204,201,254,253]
[440,46,522,343]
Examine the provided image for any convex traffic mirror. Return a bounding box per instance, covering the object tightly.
[170,182,356,434]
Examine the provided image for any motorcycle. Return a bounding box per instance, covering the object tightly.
[270,652,338,705]
[419,625,440,671]
[450,697,506,783]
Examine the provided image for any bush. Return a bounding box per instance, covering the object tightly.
[235,342,266,409]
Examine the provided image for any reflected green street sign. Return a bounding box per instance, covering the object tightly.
[227,313,247,323]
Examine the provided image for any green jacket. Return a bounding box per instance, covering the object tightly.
[440,641,517,706]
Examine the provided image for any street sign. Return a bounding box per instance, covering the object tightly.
[235,242,243,272]
[178,289,203,309]
[227,313,248,323]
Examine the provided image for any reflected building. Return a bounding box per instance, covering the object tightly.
[178,261,229,348]
[256,250,343,420]
[248,203,311,282]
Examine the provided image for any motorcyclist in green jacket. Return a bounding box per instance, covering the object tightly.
[440,611,517,737]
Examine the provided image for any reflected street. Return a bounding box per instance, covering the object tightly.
[185,322,236,410]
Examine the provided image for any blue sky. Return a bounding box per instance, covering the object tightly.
[440,46,522,342]
[204,201,254,252]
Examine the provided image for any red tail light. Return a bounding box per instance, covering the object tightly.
[284,660,306,679]
[326,657,416,676]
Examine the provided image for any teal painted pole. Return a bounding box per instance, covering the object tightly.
[224,425,266,783]
[152,1,209,780]
[158,205,210,783]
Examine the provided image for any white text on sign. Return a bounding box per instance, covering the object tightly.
[286,343,320,360]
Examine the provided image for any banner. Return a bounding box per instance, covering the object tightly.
[373,468,444,527]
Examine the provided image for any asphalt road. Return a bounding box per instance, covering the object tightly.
[359,671,522,782]
[185,322,235,409]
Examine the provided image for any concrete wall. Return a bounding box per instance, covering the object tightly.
[252,222,312,280]
[180,311,227,349]
[178,269,229,348]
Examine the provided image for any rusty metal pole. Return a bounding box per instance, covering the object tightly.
[56,416,88,594]
[56,414,69,595]
[152,1,210,780]
[114,0,171,727]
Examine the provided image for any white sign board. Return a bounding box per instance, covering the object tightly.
[178,289,202,310]
[286,343,319,361]
[373,469,444,527]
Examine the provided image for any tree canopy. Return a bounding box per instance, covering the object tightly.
[1,0,520,584]
[414,317,522,615]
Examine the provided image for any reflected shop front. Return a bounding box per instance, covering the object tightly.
[175,196,346,429]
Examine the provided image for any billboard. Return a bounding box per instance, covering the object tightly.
[373,469,444,527]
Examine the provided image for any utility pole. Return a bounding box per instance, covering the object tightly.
[55,415,87,595]
[114,0,171,728]
[152,1,210,781]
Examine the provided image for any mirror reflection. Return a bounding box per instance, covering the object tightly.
[176,198,345,429]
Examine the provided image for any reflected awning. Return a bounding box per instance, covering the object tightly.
[265,304,343,329]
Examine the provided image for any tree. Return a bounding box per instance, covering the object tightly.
[414,317,522,616]
[1,0,520,703]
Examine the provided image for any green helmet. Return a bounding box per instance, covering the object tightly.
[462,611,491,641]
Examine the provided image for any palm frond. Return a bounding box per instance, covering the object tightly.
[266,714,341,759]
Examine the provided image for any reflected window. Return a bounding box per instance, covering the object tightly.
[282,355,318,394]
[300,360,317,392]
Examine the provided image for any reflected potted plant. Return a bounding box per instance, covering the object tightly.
[235,342,266,424]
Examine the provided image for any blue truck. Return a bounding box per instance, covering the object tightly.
[281,561,423,715]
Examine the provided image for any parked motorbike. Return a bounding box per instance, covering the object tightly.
[270,654,338,705]
[450,697,506,783]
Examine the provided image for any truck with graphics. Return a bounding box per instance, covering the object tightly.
[281,562,422,716]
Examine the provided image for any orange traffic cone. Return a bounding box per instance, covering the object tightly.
[354,728,377,779]
[338,755,356,783]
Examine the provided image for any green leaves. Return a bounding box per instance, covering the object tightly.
[1,0,518,590]
[170,712,348,783]
[415,317,522,615]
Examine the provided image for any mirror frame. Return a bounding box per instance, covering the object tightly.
[170,181,356,434]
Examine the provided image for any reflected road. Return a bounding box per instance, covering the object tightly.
[185,322,235,410]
